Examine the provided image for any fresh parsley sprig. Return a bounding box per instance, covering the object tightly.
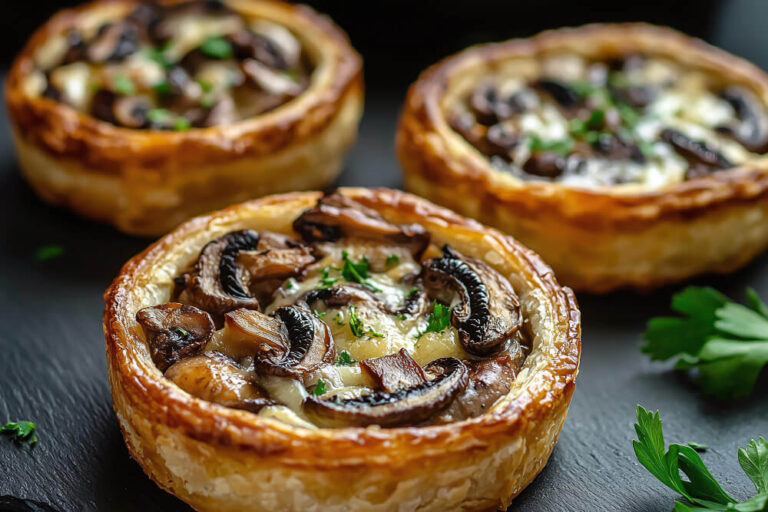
[642,287,768,399]
[415,301,451,340]
[1,421,38,445]
[336,350,355,366]
[633,406,768,511]
[341,250,381,292]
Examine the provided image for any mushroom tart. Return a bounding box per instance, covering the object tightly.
[397,23,768,292]
[7,0,362,235]
[104,188,580,511]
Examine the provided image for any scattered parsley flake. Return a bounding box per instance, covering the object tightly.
[367,327,384,338]
[386,254,400,266]
[407,287,420,298]
[200,36,233,59]
[310,379,326,396]
[528,135,573,156]
[147,108,172,124]
[395,313,407,321]
[1,421,38,445]
[173,117,191,131]
[152,81,173,95]
[416,301,451,339]
[197,79,214,93]
[633,406,768,511]
[146,45,172,68]
[319,266,338,289]
[341,250,381,292]
[35,244,64,261]
[112,74,136,96]
[334,312,345,326]
[336,350,355,366]
[312,308,327,318]
[642,286,768,399]
[348,305,365,337]
[285,278,296,290]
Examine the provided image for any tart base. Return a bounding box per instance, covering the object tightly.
[103,188,580,511]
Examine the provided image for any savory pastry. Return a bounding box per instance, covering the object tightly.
[103,188,580,511]
[397,23,768,292]
[6,0,362,235]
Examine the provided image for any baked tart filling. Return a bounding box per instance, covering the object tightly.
[25,0,312,130]
[135,193,530,428]
[449,53,768,188]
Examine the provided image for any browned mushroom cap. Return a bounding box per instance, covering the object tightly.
[422,245,522,356]
[165,351,276,413]
[86,22,140,63]
[433,354,523,424]
[219,308,286,361]
[135,302,214,371]
[229,306,334,377]
[302,282,427,319]
[660,128,733,178]
[717,86,768,153]
[359,348,427,393]
[292,193,431,259]
[304,357,468,428]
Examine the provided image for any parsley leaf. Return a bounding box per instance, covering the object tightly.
[416,301,451,339]
[1,421,38,445]
[341,250,381,292]
[348,305,364,337]
[336,350,355,366]
[318,266,338,289]
[173,117,191,131]
[112,74,135,96]
[641,286,768,399]
[528,135,574,156]
[35,244,64,261]
[312,308,326,318]
[633,406,768,511]
[200,36,233,59]
[386,254,400,266]
[310,379,326,396]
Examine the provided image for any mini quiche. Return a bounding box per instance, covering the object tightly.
[103,188,580,512]
[397,23,768,292]
[6,0,362,235]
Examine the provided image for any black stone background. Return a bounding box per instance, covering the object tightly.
[0,1,767,510]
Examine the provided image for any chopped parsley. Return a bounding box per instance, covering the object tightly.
[200,36,234,59]
[416,301,451,339]
[407,287,420,298]
[312,308,327,318]
[152,81,173,96]
[112,74,136,96]
[642,286,768,398]
[319,266,338,289]
[145,45,172,68]
[35,244,64,261]
[336,350,355,366]
[386,254,400,266]
[197,79,214,93]
[341,250,381,292]
[173,117,191,131]
[528,135,573,156]
[348,305,365,337]
[633,406,768,511]
[1,421,38,445]
[309,379,326,396]
[147,108,173,124]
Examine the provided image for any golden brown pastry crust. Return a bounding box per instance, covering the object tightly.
[6,0,363,235]
[103,188,580,511]
[396,23,768,292]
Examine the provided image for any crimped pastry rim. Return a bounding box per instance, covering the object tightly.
[397,23,768,226]
[103,188,580,467]
[5,0,362,175]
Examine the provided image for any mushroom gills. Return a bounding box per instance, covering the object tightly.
[422,245,522,356]
[304,357,468,427]
[292,192,431,258]
[135,302,214,371]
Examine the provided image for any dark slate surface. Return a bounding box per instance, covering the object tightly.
[2,11,768,507]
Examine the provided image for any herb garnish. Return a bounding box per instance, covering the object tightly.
[310,379,326,396]
[407,287,420,298]
[633,406,768,511]
[341,250,381,292]
[528,135,574,156]
[416,301,451,339]
[173,117,191,131]
[147,108,172,124]
[642,286,768,399]
[1,421,38,445]
[334,312,345,326]
[386,254,400,266]
[146,45,172,68]
[35,244,64,261]
[319,266,338,289]
[312,308,327,318]
[152,81,173,96]
[112,74,136,96]
[336,350,355,366]
[348,305,364,337]
[200,36,233,59]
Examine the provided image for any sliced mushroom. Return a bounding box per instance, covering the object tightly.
[86,22,140,63]
[533,79,582,108]
[717,86,768,153]
[360,348,427,393]
[591,133,645,163]
[242,59,302,97]
[422,245,522,356]
[523,152,566,178]
[660,128,733,177]
[219,308,287,361]
[250,20,302,70]
[112,96,151,128]
[433,353,525,424]
[165,351,276,413]
[135,302,214,371]
[250,305,334,377]
[303,284,381,310]
[293,193,431,259]
[469,84,532,125]
[186,229,262,315]
[304,357,468,427]
[201,96,238,127]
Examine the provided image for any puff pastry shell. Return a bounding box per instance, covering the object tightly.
[396,23,768,292]
[103,188,580,511]
[6,0,362,235]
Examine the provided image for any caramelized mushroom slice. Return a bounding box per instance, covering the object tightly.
[422,245,522,356]
[433,353,523,424]
[660,128,733,177]
[303,283,427,319]
[304,357,468,427]
[187,230,262,315]
[219,308,287,361]
[533,79,582,108]
[165,351,275,413]
[86,22,140,63]
[135,302,214,371]
[717,86,768,153]
[359,348,427,393]
[247,306,334,377]
[293,193,431,258]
